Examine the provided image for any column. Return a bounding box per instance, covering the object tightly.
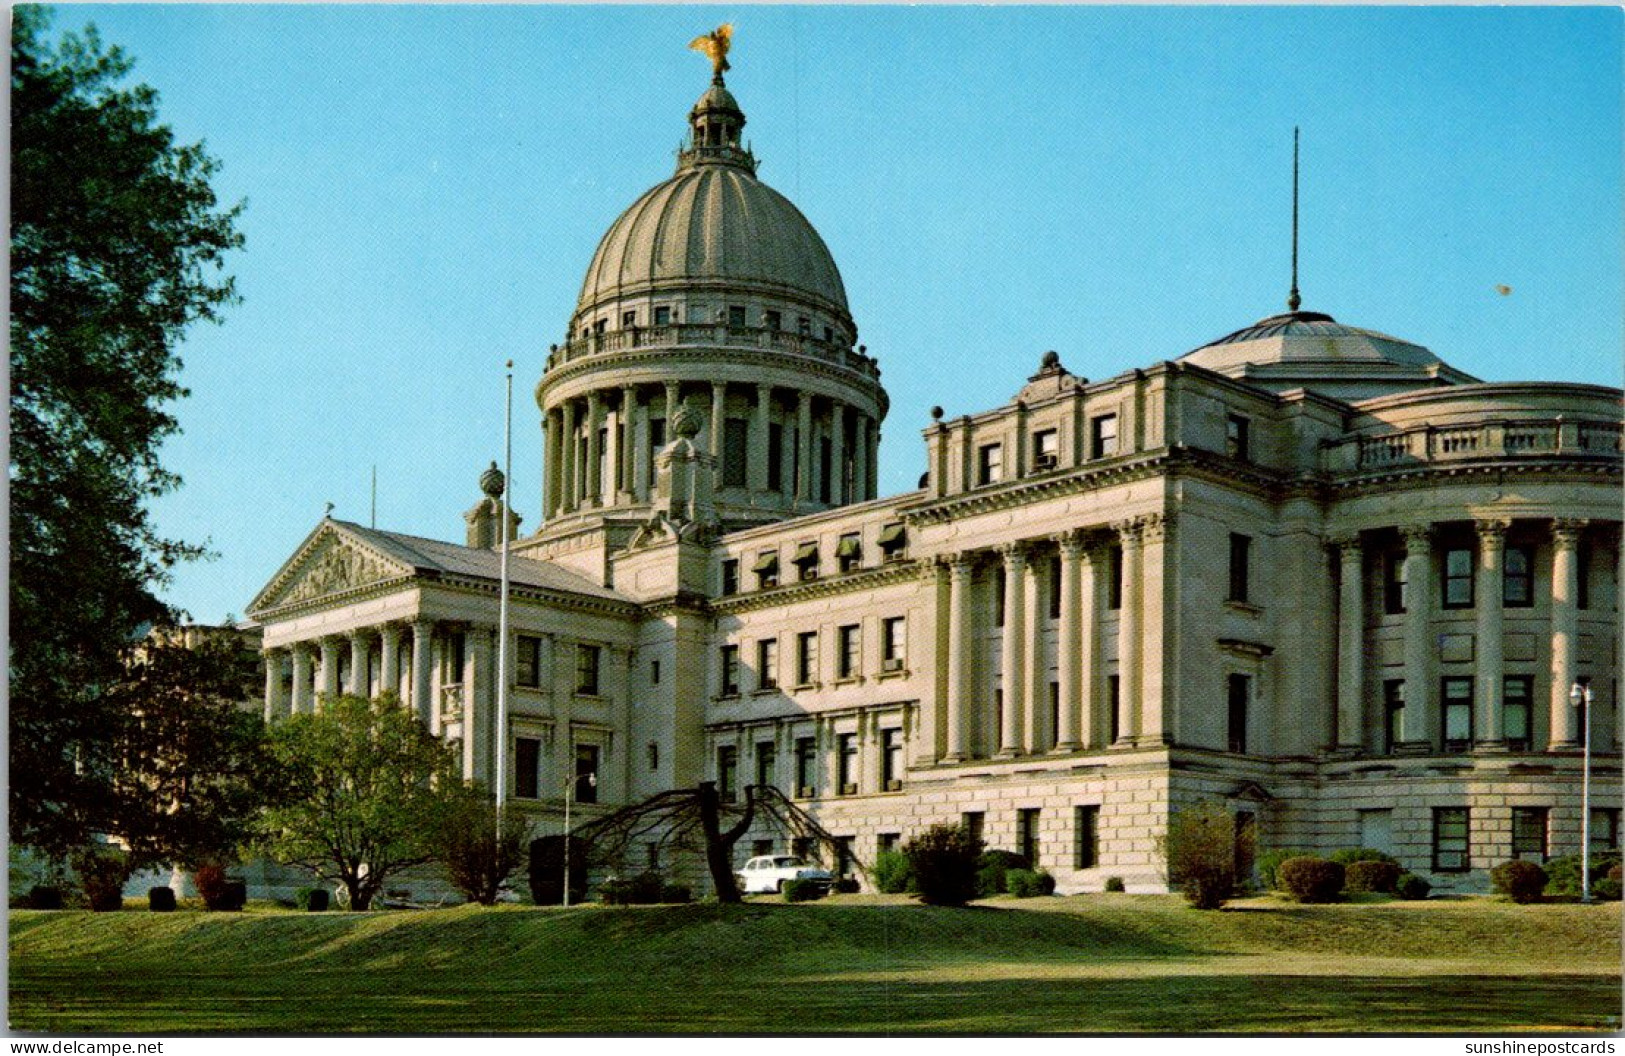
[379,624,402,698]
[262,649,284,722]
[796,391,813,504]
[560,399,578,513]
[1114,521,1141,744]
[1054,532,1085,752]
[632,388,651,502]
[584,391,603,506]
[750,384,771,494]
[867,420,880,501]
[411,619,435,726]
[829,401,846,506]
[1333,534,1365,752]
[347,631,369,696]
[663,381,680,424]
[615,386,635,501]
[465,627,494,783]
[1022,552,1045,753]
[1549,519,1586,749]
[1086,539,1110,747]
[1475,519,1509,748]
[290,645,313,715]
[853,414,870,503]
[544,408,562,518]
[1400,524,1435,749]
[318,637,341,702]
[710,382,726,462]
[998,543,1027,757]
[944,554,974,761]
[1136,514,1169,745]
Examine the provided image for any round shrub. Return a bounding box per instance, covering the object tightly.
[296,888,330,912]
[1546,852,1623,899]
[1394,872,1431,900]
[1006,869,1056,898]
[975,850,1031,898]
[872,850,914,894]
[147,886,176,913]
[1330,848,1399,867]
[26,886,63,910]
[782,877,826,902]
[903,823,985,907]
[1278,857,1344,903]
[1254,848,1308,891]
[76,851,130,913]
[1344,860,1402,895]
[661,883,692,904]
[1490,860,1548,904]
[1104,876,1125,893]
[599,874,674,905]
[1592,878,1623,902]
[832,877,860,894]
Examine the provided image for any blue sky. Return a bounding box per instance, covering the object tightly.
[50,5,1623,624]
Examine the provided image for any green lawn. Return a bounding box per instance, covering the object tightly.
[9,894,1621,1034]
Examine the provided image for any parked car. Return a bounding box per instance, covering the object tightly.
[736,855,834,894]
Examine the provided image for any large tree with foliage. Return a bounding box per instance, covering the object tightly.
[10,7,244,857]
[257,694,457,910]
[429,785,531,906]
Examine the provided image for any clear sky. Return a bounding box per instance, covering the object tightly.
[51,4,1624,625]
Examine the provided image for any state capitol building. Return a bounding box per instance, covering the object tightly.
[248,48,1623,894]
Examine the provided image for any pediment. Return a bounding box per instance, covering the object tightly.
[250,524,413,613]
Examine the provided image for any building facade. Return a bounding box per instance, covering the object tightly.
[248,60,1622,894]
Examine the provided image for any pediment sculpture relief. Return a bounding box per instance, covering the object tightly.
[280,540,390,604]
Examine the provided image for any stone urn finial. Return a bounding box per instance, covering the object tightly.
[479,460,506,499]
[671,405,703,439]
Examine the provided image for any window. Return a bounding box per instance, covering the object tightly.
[1047,681,1060,749]
[1383,680,1406,753]
[1033,428,1059,469]
[720,644,740,696]
[751,838,773,859]
[1228,533,1251,603]
[878,728,902,791]
[574,744,599,804]
[1503,545,1534,607]
[1108,545,1123,610]
[1048,553,1063,619]
[962,811,985,845]
[837,734,858,794]
[515,737,541,799]
[797,316,810,336]
[764,310,781,331]
[1503,676,1533,750]
[756,638,778,690]
[1443,546,1475,609]
[795,631,819,685]
[717,745,738,803]
[1226,414,1251,461]
[1590,808,1620,855]
[647,742,659,771]
[791,836,814,861]
[878,833,900,854]
[1075,805,1100,868]
[794,736,817,796]
[1227,673,1250,754]
[755,741,777,789]
[837,533,863,573]
[1577,544,1590,610]
[881,616,906,671]
[823,326,834,344]
[1018,808,1041,865]
[1442,677,1473,751]
[515,635,542,688]
[575,644,600,696]
[753,550,779,589]
[720,559,740,596]
[727,305,746,328]
[650,658,661,685]
[621,309,636,327]
[767,423,784,491]
[834,836,856,877]
[794,541,820,581]
[1384,550,1408,615]
[723,419,749,487]
[593,318,607,335]
[977,443,1003,485]
[1432,807,1470,872]
[837,624,860,679]
[654,305,672,326]
[1091,414,1119,458]
[1108,675,1122,743]
[1511,807,1548,862]
[647,417,666,488]
[445,631,466,683]
[877,523,908,561]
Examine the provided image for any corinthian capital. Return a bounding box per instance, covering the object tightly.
[1136,513,1168,543]
[1552,518,1589,547]
[1474,517,1512,542]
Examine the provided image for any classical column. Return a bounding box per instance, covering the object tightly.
[1333,534,1366,752]
[709,382,727,463]
[617,386,636,501]
[796,391,813,504]
[1136,514,1169,745]
[944,554,975,761]
[1022,551,1045,753]
[262,649,284,722]
[997,543,1027,757]
[379,624,402,698]
[750,384,771,494]
[1085,539,1110,747]
[663,380,680,423]
[1054,532,1085,752]
[1400,524,1435,749]
[544,407,562,518]
[347,631,369,696]
[290,645,313,715]
[829,401,846,506]
[465,627,494,783]
[411,619,435,726]
[631,387,651,502]
[1549,519,1586,749]
[868,421,880,500]
[318,637,341,702]
[584,390,604,506]
[1114,521,1142,744]
[1475,519,1510,748]
[853,413,870,502]
[560,399,578,513]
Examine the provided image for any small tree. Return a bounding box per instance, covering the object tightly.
[429,785,529,906]
[1160,801,1249,910]
[1490,860,1548,904]
[256,693,455,910]
[903,823,984,906]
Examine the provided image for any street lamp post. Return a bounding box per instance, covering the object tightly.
[1570,680,1593,904]
[561,758,596,908]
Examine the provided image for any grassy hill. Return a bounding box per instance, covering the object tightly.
[10,894,1621,1033]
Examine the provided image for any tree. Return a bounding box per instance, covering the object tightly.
[903,823,984,906]
[256,694,455,910]
[10,7,245,858]
[429,785,530,906]
[1160,800,1250,910]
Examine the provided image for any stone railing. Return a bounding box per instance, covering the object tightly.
[1323,418,1622,473]
[544,324,881,381]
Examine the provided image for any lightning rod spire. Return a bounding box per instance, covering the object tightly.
[1288,127,1302,314]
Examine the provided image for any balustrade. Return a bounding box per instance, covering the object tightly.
[1329,418,1621,472]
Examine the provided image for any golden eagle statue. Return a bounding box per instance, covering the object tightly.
[689,24,733,79]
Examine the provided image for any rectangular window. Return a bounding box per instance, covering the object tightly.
[791,836,814,861]
[1226,414,1251,461]
[878,833,900,855]
[754,550,779,589]
[723,419,749,487]
[834,836,856,877]
[1443,546,1475,609]
[877,522,908,562]
[1048,681,1060,750]
[837,733,858,794]
[574,744,599,804]
[1227,673,1250,754]
[720,644,740,696]
[1047,553,1063,619]
[717,745,738,803]
[765,310,782,331]
[1590,808,1620,855]
[1384,679,1406,753]
[653,305,672,326]
[837,532,863,573]
[962,811,985,845]
[727,304,746,328]
[1091,414,1119,458]
[881,728,903,789]
[978,443,1003,486]
[575,643,600,696]
[1018,808,1041,865]
[647,417,667,489]
[755,741,777,789]
[1503,676,1533,750]
[797,316,811,336]
[1503,545,1535,608]
[593,318,607,335]
[720,559,739,596]
[1432,807,1470,872]
[650,658,661,685]
[794,541,820,582]
[1108,674,1122,743]
[794,736,817,796]
[445,632,467,684]
[1228,533,1251,603]
[1384,550,1408,615]
[515,737,541,799]
[881,616,906,671]
[621,310,637,327]
[647,741,659,772]
[1511,807,1548,862]
[751,838,773,859]
[1442,677,1473,751]
[1075,805,1100,868]
[767,423,784,491]
[757,638,778,690]
[837,624,860,679]
[1108,545,1123,610]
[1033,428,1059,469]
[515,635,542,689]
[796,631,818,686]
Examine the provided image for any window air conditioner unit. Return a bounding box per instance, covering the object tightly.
[1034,454,1058,470]
[881,658,904,673]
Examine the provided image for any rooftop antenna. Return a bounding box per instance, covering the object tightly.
[1288,127,1302,314]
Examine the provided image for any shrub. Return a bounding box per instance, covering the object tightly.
[1330,847,1400,867]
[224,881,248,910]
[832,877,860,894]
[1253,848,1308,891]
[1161,801,1250,910]
[527,835,587,906]
[26,886,63,910]
[74,849,130,913]
[872,850,913,894]
[1592,878,1623,902]
[783,878,826,902]
[661,884,692,904]
[296,888,330,912]
[1611,865,1623,882]
[903,823,985,907]
[975,850,1031,898]
[1393,872,1431,900]
[600,871,687,905]
[195,864,229,909]
[1278,857,1344,903]
[1542,853,1621,899]
[1104,876,1125,893]
[1490,860,1548,904]
[1344,860,1402,894]
[1006,869,1056,898]
[432,787,529,906]
[148,886,176,913]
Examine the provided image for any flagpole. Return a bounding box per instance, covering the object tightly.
[495,360,514,822]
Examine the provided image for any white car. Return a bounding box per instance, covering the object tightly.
[736,855,834,894]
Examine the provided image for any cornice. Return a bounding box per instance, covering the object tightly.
[905,453,1173,525]
[251,568,641,625]
[1327,457,1622,499]
[710,560,924,615]
[538,345,887,408]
